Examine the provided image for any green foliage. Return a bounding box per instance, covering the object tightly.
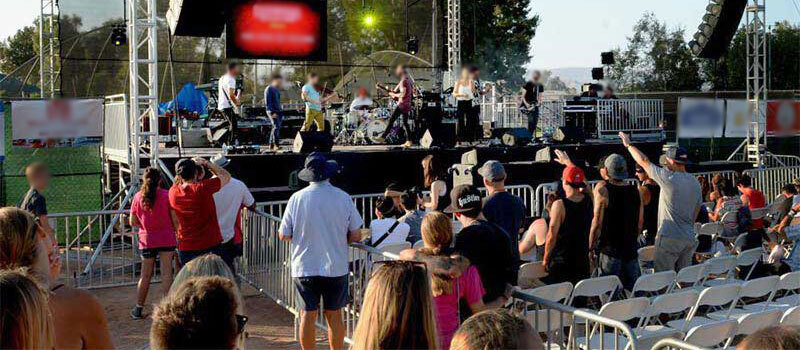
[0,25,37,75]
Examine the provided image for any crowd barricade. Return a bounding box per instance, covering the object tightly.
[596,99,663,140]
[744,166,800,201]
[651,338,709,350]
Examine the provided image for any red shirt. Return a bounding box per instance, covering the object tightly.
[168,178,223,251]
[742,187,766,229]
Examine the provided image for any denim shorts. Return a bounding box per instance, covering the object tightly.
[294,275,349,311]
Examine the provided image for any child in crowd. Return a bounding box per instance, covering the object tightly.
[450,309,543,350]
[369,196,410,250]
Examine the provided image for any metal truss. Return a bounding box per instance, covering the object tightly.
[39,0,60,98]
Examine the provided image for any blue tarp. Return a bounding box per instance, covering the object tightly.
[158,83,208,115]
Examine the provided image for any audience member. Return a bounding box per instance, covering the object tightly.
[212,156,255,273]
[769,184,799,240]
[709,173,725,202]
[0,207,113,349]
[129,167,177,319]
[422,154,450,212]
[169,253,239,297]
[637,164,661,246]
[519,192,557,262]
[278,152,363,350]
[399,211,485,349]
[351,261,439,350]
[710,178,744,236]
[399,189,425,244]
[0,269,54,350]
[169,157,231,266]
[480,160,526,261]
[450,309,543,350]
[621,132,702,272]
[590,154,642,291]
[737,326,800,350]
[383,182,406,218]
[150,276,245,350]
[737,174,766,229]
[697,175,710,202]
[18,161,59,278]
[369,196,410,249]
[541,165,592,285]
[447,185,515,308]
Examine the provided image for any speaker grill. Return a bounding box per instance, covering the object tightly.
[688,0,747,59]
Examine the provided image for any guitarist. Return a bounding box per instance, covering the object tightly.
[520,70,545,138]
[300,73,337,132]
[218,62,242,145]
[375,64,415,147]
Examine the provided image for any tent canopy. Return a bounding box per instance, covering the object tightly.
[158,83,209,115]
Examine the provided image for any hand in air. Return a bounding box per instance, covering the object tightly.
[554,149,572,166]
[619,132,632,148]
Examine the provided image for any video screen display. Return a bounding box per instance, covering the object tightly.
[226,0,327,61]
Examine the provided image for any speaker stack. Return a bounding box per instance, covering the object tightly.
[688,0,748,59]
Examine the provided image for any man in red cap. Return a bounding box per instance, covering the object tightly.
[541,150,593,285]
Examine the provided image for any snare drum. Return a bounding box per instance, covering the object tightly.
[364,119,387,143]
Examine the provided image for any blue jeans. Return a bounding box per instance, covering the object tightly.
[527,107,540,136]
[598,253,641,292]
[268,112,282,146]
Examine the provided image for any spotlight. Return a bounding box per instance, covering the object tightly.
[111,25,127,46]
[363,14,376,27]
[407,36,419,55]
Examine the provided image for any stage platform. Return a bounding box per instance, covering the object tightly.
[152,141,753,202]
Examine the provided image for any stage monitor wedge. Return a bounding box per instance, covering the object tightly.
[689,0,747,59]
[226,0,328,61]
[167,0,226,37]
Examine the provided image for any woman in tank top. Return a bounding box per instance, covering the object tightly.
[453,67,476,145]
[520,192,558,262]
[421,154,450,212]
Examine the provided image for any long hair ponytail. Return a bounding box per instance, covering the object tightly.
[141,167,162,211]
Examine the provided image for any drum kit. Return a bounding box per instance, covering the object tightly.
[333,101,416,145]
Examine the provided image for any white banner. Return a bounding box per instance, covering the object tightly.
[11,99,103,147]
[725,99,766,138]
[678,98,724,138]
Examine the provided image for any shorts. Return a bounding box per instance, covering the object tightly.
[177,245,223,267]
[293,275,349,311]
[141,246,176,259]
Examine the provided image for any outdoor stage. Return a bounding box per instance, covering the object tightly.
[155,141,755,202]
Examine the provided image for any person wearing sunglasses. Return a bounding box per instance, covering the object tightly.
[151,276,246,350]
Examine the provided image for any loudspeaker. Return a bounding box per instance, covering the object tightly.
[601,51,615,65]
[419,127,456,149]
[688,0,747,59]
[535,147,553,162]
[592,67,605,80]
[552,126,585,144]
[450,164,479,188]
[293,131,334,153]
[207,127,230,145]
[166,0,225,37]
[501,128,532,147]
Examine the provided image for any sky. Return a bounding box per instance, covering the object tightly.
[1,0,798,70]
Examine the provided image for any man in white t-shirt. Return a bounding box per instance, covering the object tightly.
[369,196,410,250]
[217,62,241,144]
[212,156,255,274]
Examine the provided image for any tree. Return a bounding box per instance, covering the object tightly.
[0,25,36,75]
[607,13,702,92]
[539,70,574,93]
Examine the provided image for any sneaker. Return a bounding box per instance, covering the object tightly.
[402,141,413,148]
[130,306,144,319]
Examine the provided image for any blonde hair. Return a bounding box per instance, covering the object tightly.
[738,326,800,350]
[0,208,41,270]
[25,162,48,181]
[450,309,535,350]
[0,269,54,349]
[151,276,240,350]
[170,254,243,314]
[351,262,439,350]
[419,212,456,296]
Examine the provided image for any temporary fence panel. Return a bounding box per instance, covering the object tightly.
[764,154,800,168]
[596,99,664,140]
[102,94,129,164]
[744,166,800,201]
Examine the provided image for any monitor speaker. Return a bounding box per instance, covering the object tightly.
[688,0,747,59]
[450,164,479,188]
[535,147,553,162]
[601,52,615,65]
[293,131,334,153]
[420,126,456,149]
[552,126,585,144]
[167,0,226,37]
[501,128,532,147]
[592,67,605,80]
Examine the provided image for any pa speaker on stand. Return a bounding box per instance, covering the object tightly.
[293,131,334,153]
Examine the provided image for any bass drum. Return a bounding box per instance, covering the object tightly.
[364,119,387,144]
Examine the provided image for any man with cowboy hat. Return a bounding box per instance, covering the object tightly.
[278,152,363,350]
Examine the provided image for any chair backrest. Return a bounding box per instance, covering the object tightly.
[676,263,707,287]
[704,255,737,278]
[412,240,424,249]
[732,234,748,253]
[520,282,573,304]
[631,270,676,297]
[380,242,411,255]
[698,222,724,237]
[518,262,548,287]
[750,207,768,220]
[682,284,740,332]
[781,306,800,326]
[638,245,656,275]
[738,275,779,301]
[598,297,650,323]
[720,211,738,226]
[736,309,782,336]
[736,248,764,280]
[778,271,800,293]
[641,290,699,327]
[683,319,738,349]
[569,275,623,306]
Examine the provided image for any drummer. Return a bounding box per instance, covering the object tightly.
[349,87,374,113]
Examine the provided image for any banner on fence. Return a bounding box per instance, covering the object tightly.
[767,100,800,136]
[724,99,766,138]
[678,98,724,138]
[11,99,103,148]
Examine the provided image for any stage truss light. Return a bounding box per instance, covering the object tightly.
[111,25,127,46]
[407,36,419,55]
[363,13,376,27]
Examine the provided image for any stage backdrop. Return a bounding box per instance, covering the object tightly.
[724,99,766,138]
[767,100,800,136]
[678,98,725,138]
[11,99,103,148]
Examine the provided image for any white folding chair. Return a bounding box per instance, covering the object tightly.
[720,211,739,234]
[518,262,548,288]
[637,245,656,275]
[683,319,738,349]
[629,270,676,299]
[750,207,768,221]
[378,242,411,259]
[743,271,800,311]
[707,276,780,320]
[780,306,800,326]
[732,234,748,253]
[667,284,741,333]
[636,291,699,349]
[675,263,707,289]
[733,309,782,339]
[518,282,573,333]
[698,222,724,237]
[574,298,650,350]
[705,248,763,286]
[701,255,737,287]
[412,240,424,249]
[568,275,624,307]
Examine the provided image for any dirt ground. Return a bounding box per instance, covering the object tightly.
[90,283,329,349]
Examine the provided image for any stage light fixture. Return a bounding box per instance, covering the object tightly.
[363,13,376,27]
[407,36,419,55]
[111,25,127,46]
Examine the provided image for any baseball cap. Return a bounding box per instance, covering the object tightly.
[664,146,690,164]
[444,185,483,214]
[562,166,586,188]
[175,158,199,179]
[478,160,506,182]
[604,154,628,180]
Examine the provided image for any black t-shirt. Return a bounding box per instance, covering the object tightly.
[482,192,526,260]
[522,82,544,105]
[454,220,515,303]
[19,188,47,217]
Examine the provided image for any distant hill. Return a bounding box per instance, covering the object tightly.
[547,67,591,92]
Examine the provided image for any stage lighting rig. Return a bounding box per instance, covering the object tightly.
[407,36,419,55]
[111,25,127,46]
[363,13,376,27]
